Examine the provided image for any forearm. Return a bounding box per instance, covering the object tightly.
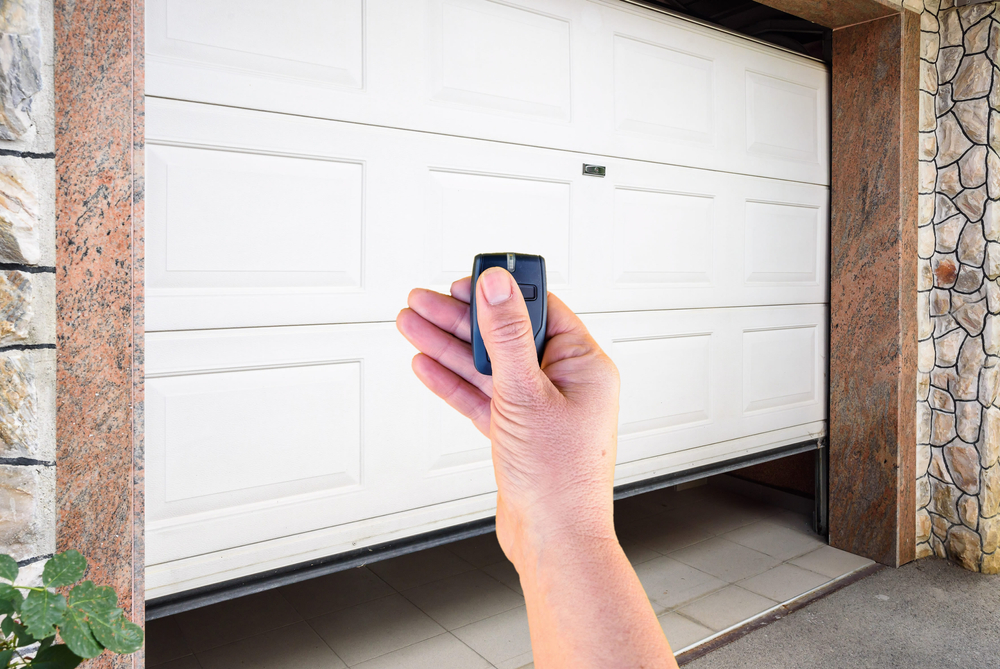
[517,531,677,669]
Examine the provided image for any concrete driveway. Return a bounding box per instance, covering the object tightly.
[686,558,1000,669]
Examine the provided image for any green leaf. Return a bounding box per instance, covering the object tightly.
[67,581,117,617]
[28,644,83,669]
[59,608,103,659]
[0,649,13,668]
[0,556,17,582]
[0,615,13,636]
[20,589,66,639]
[0,583,22,615]
[88,608,143,655]
[9,619,37,647]
[42,552,87,589]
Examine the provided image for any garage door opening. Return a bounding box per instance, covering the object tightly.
[143,0,832,618]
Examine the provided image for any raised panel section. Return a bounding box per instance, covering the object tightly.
[613,35,713,142]
[427,402,492,474]
[613,187,714,285]
[746,71,819,164]
[615,334,712,435]
[429,0,571,120]
[743,325,817,413]
[429,169,571,285]
[160,0,364,87]
[149,144,363,289]
[744,201,820,284]
[156,362,361,502]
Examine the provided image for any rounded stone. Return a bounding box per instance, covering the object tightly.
[0,270,31,343]
[959,494,979,530]
[958,220,987,266]
[932,411,958,447]
[982,464,1000,517]
[920,258,935,291]
[918,440,932,476]
[955,101,990,146]
[955,263,985,293]
[937,327,967,367]
[982,515,1000,554]
[931,445,955,479]
[930,386,955,411]
[977,364,1000,407]
[984,551,1000,575]
[944,439,981,492]
[984,314,1000,355]
[931,288,951,315]
[937,112,973,166]
[954,186,987,222]
[958,333,987,378]
[984,200,1000,241]
[919,222,936,259]
[919,337,936,373]
[935,214,965,252]
[946,525,982,571]
[917,508,933,543]
[937,46,964,82]
[940,10,964,48]
[919,293,932,339]
[985,278,1000,313]
[936,193,960,224]
[918,475,932,508]
[988,149,1000,200]
[981,405,1000,467]
[964,16,992,54]
[918,372,931,401]
[953,54,993,100]
[937,163,962,197]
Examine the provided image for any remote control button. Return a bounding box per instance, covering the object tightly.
[518,283,537,301]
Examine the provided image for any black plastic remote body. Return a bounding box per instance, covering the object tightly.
[471,253,547,376]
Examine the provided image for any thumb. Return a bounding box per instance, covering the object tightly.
[476,267,545,399]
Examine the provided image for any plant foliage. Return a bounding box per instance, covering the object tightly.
[0,552,143,667]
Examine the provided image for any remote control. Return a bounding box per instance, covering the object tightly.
[470,253,547,376]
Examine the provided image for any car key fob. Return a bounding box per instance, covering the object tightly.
[471,253,547,376]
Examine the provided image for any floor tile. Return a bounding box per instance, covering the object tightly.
[402,569,524,630]
[309,593,444,666]
[722,519,825,561]
[146,616,193,666]
[498,650,534,669]
[197,621,344,669]
[639,519,715,555]
[789,545,875,579]
[351,633,491,669]
[447,532,508,568]
[452,605,531,667]
[368,546,475,591]
[658,612,714,652]
[482,559,523,595]
[620,539,662,565]
[669,537,781,583]
[769,508,816,534]
[677,586,777,631]
[174,589,303,653]
[279,567,394,619]
[676,498,773,535]
[738,563,831,602]
[615,494,671,520]
[633,555,726,613]
[154,658,204,669]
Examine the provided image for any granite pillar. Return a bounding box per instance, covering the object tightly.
[54,1,143,667]
[829,12,920,567]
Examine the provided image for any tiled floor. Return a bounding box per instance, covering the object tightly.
[146,481,874,669]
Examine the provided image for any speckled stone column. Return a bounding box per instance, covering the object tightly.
[54,0,144,664]
[915,0,1000,574]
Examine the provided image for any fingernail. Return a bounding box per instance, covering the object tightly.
[481,268,513,305]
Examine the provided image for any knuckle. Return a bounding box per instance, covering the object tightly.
[489,316,533,345]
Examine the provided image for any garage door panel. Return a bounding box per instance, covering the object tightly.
[150,0,365,88]
[429,0,572,120]
[147,98,827,331]
[146,0,828,185]
[428,168,573,287]
[582,305,827,465]
[148,144,364,290]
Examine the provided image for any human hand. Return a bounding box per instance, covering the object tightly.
[396,268,621,569]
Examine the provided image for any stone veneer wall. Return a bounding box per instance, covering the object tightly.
[0,0,55,586]
[915,0,1000,572]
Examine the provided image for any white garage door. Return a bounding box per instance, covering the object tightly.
[144,0,829,598]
